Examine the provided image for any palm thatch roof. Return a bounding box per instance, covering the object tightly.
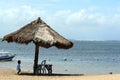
[3,17,73,49]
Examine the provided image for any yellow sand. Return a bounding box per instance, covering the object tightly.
[0,69,120,80]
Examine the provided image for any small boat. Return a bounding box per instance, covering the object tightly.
[0,52,15,61]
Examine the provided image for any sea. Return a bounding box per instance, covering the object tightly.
[0,40,120,75]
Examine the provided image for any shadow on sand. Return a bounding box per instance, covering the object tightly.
[20,72,84,76]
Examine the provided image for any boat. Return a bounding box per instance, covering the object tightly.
[0,52,15,61]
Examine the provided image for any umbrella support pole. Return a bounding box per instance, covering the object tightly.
[33,44,39,75]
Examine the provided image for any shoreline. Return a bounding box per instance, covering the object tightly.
[0,69,120,80]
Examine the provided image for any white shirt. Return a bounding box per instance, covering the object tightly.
[17,64,21,70]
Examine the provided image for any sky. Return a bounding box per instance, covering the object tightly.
[0,0,120,40]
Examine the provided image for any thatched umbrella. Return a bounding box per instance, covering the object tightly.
[2,17,73,74]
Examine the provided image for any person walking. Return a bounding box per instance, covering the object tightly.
[17,60,21,74]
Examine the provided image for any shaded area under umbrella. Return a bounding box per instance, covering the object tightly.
[2,17,73,74]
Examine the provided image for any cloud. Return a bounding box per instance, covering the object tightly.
[0,5,120,40]
[0,5,47,37]
[0,5,46,26]
[49,8,120,40]
[62,7,120,28]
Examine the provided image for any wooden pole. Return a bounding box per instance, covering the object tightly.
[33,43,39,74]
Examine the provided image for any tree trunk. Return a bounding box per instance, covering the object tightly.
[33,43,39,74]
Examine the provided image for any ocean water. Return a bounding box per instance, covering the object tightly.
[0,40,120,75]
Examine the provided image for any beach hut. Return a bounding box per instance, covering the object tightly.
[2,17,73,74]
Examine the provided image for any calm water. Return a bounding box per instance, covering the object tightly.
[0,40,120,75]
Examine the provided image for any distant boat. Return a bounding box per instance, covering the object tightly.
[0,52,15,61]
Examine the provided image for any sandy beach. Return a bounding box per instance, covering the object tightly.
[0,69,120,80]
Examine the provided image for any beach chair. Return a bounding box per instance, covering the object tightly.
[37,60,47,74]
[40,60,47,74]
[37,60,52,74]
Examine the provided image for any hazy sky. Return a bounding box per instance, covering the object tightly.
[0,0,120,40]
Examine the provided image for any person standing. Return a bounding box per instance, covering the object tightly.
[17,60,21,74]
